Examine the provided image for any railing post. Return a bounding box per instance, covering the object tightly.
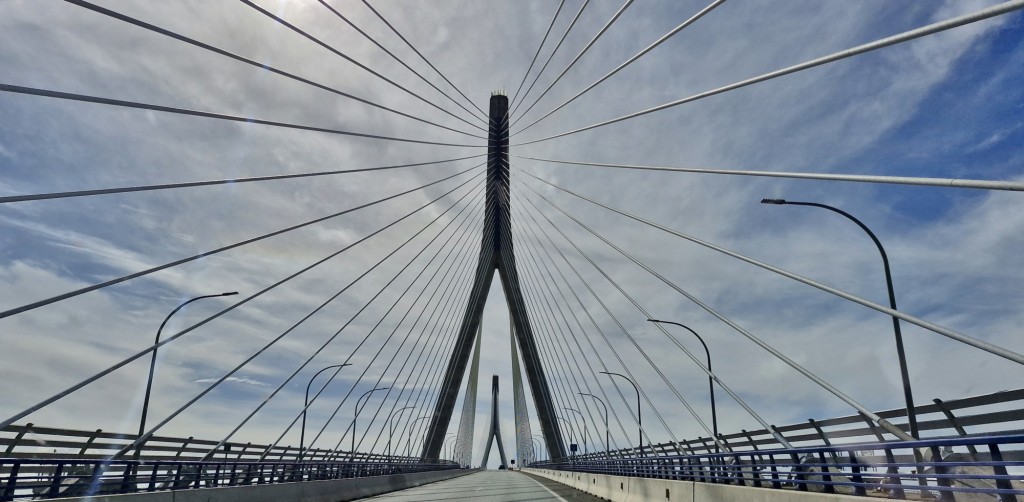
[848,451,867,496]
[48,462,64,498]
[2,460,20,502]
[988,443,1018,502]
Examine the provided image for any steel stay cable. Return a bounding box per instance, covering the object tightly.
[353,221,485,455]
[519,177,910,441]
[260,191,484,458]
[509,0,635,130]
[514,215,634,452]
[396,307,469,460]
[513,196,679,455]
[316,0,486,126]
[382,235,484,456]
[381,266,476,459]
[523,171,1024,367]
[306,208,489,455]
[514,252,597,454]
[508,0,592,119]
[1,155,484,205]
[516,239,622,454]
[0,169,483,431]
[510,0,566,106]
[329,234,481,460]
[357,0,489,120]
[113,180,483,460]
[0,83,478,148]
[516,0,1024,143]
[267,218,478,461]
[361,257,479,456]
[238,0,486,133]
[383,209,497,459]
[414,195,502,457]
[512,228,618,453]
[203,183,485,459]
[514,0,725,135]
[0,163,480,320]
[62,0,484,139]
[516,156,1024,193]
[514,188,722,451]
[489,159,586,456]
[515,210,660,456]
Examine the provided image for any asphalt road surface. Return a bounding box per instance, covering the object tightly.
[358,470,605,501]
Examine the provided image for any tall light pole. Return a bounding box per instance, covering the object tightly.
[601,371,643,457]
[563,408,588,455]
[301,363,351,460]
[137,291,237,457]
[531,437,544,462]
[405,416,431,456]
[443,434,457,462]
[578,393,609,456]
[761,198,918,439]
[352,387,388,458]
[557,416,576,459]
[387,406,413,459]
[648,319,719,452]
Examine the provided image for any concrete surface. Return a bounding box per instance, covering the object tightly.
[46,468,476,502]
[525,467,876,502]
[358,469,605,501]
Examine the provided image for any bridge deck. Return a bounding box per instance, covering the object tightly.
[358,470,603,501]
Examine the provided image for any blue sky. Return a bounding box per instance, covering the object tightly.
[1,1,1022,469]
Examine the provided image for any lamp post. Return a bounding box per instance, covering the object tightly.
[531,437,544,462]
[578,393,609,456]
[761,198,918,439]
[647,319,719,452]
[352,387,388,458]
[137,291,237,457]
[557,416,576,460]
[563,408,588,455]
[386,406,413,459]
[405,416,431,456]
[601,371,643,457]
[443,434,457,462]
[301,363,351,460]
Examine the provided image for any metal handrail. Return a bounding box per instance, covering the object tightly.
[531,434,1024,500]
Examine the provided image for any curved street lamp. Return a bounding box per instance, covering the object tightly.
[761,198,918,438]
[405,416,432,456]
[138,291,237,457]
[648,319,719,452]
[301,363,351,460]
[578,393,609,456]
[563,407,588,455]
[352,387,389,458]
[600,371,643,457]
[386,406,413,458]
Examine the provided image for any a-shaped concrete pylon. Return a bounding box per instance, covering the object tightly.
[480,375,508,468]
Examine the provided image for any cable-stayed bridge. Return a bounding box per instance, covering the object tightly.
[1,1,1023,501]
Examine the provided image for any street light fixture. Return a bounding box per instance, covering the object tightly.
[563,408,588,455]
[761,198,918,439]
[648,319,719,452]
[600,371,643,457]
[405,416,432,456]
[352,387,389,458]
[301,363,351,460]
[387,406,413,458]
[578,393,609,456]
[137,291,237,457]
[556,416,576,459]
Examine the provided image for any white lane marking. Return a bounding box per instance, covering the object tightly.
[522,472,570,502]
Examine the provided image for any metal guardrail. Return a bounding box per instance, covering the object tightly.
[534,434,1024,501]
[574,388,1024,459]
[0,458,459,501]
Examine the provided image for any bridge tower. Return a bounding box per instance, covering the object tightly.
[480,375,508,467]
[421,93,567,460]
